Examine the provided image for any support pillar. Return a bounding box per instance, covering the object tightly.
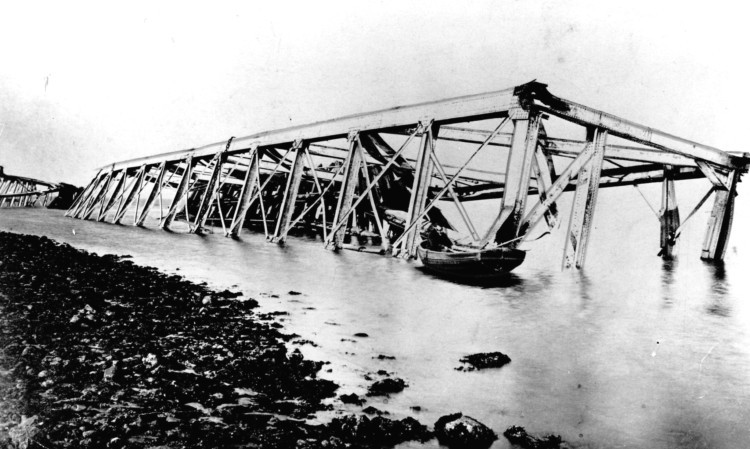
[701,169,739,261]
[135,161,168,226]
[98,170,126,221]
[114,165,147,224]
[161,156,196,230]
[400,123,437,258]
[659,166,680,258]
[331,133,364,249]
[227,149,261,237]
[81,170,114,220]
[272,142,307,244]
[191,153,225,233]
[72,173,106,218]
[533,145,559,228]
[563,128,608,269]
[66,171,101,217]
[481,111,541,246]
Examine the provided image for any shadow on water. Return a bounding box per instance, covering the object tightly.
[702,260,731,318]
[661,257,678,306]
[413,266,524,289]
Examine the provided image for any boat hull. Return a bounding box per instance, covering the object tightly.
[417,245,526,280]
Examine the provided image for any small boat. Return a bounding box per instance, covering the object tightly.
[417,241,526,280]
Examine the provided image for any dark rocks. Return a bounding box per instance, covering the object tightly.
[434,413,498,449]
[328,415,433,446]
[339,393,366,405]
[0,232,339,448]
[457,351,511,371]
[503,425,563,449]
[362,406,389,415]
[367,378,407,396]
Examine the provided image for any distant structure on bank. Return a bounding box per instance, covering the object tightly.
[65,81,750,268]
[0,166,80,209]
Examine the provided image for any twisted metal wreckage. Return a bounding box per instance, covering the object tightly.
[0,166,79,210]
[65,81,750,269]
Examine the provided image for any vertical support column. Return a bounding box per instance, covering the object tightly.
[66,170,101,217]
[533,145,559,228]
[97,170,125,221]
[114,165,147,224]
[481,110,541,246]
[0,180,11,207]
[135,161,168,227]
[331,132,364,249]
[81,170,115,220]
[659,166,680,258]
[701,169,739,261]
[72,174,105,218]
[401,122,437,258]
[191,153,226,233]
[272,141,307,244]
[227,148,261,237]
[563,128,608,269]
[161,156,196,230]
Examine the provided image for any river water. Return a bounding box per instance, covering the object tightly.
[2,180,750,449]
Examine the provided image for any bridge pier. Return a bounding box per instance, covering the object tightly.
[227,148,260,237]
[659,166,680,258]
[191,154,225,233]
[702,169,739,261]
[401,122,436,258]
[563,128,607,269]
[272,141,307,244]
[481,110,541,247]
[136,161,169,226]
[331,133,365,250]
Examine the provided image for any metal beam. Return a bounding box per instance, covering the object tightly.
[435,126,699,167]
[481,111,541,246]
[98,170,127,221]
[191,153,226,233]
[81,169,114,220]
[161,156,195,230]
[536,93,737,169]
[227,148,260,237]
[563,128,608,269]
[98,87,522,172]
[659,166,680,258]
[272,142,307,244]
[701,169,739,261]
[521,137,600,237]
[135,161,168,227]
[401,122,436,257]
[330,133,364,249]
[114,165,147,224]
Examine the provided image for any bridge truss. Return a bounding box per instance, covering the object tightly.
[65,82,750,268]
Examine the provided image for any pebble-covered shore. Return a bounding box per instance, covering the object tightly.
[0,231,434,448]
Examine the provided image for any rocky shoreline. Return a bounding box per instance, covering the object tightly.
[0,231,563,449]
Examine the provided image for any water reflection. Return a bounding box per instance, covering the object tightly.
[413,266,524,289]
[703,261,731,318]
[661,258,678,306]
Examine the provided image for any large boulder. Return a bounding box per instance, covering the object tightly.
[434,413,497,449]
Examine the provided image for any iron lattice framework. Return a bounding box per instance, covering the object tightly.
[0,166,65,208]
[65,82,750,268]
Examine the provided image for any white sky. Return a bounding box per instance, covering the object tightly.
[1,0,748,186]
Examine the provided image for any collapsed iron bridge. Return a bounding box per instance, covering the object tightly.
[66,81,750,268]
[0,166,79,210]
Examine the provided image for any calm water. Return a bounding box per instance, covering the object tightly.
[2,181,750,449]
